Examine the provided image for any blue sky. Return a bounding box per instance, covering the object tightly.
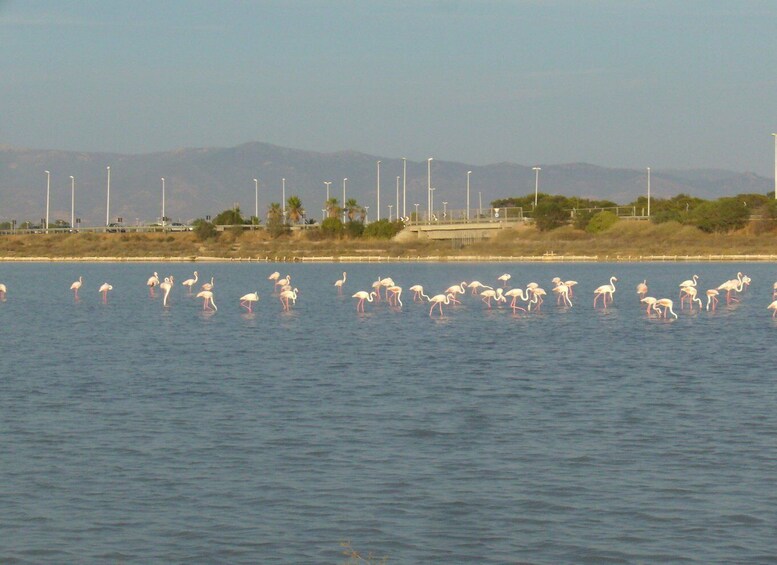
[2,0,776,176]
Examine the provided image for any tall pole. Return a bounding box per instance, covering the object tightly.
[466,170,472,221]
[427,157,433,223]
[646,167,651,217]
[70,175,75,229]
[772,133,776,199]
[430,187,436,220]
[106,166,111,226]
[161,177,166,227]
[402,157,407,218]
[282,178,286,218]
[44,170,50,231]
[533,166,541,208]
[396,176,400,221]
[479,191,482,218]
[414,203,419,222]
[376,161,381,220]
[324,181,332,217]
[343,177,348,222]
[254,178,259,220]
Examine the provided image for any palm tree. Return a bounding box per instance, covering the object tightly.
[267,202,283,224]
[286,195,304,224]
[345,198,360,222]
[325,197,341,219]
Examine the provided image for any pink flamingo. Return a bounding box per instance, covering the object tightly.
[480,287,505,309]
[196,289,217,311]
[99,282,113,303]
[146,271,159,297]
[636,279,648,298]
[201,276,215,292]
[239,291,259,312]
[504,287,530,313]
[267,271,280,282]
[70,276,83,300]
[552,283,573,307]
[428,292,455,316]
[717,272,743,304]
[552,277,578,297]
[0,283,6,300]
[593,276,617,308]
[352,290,376,312]
[468,281,492,295]
[274,275,290,291]
[409,284,430,302]
[706,289,719,311]
[680,285,702,311]
[497,273,511,287]
[181,271,198,293]
[768,300,777,318]
[528,287,547,311]
[160,276,174,307]
[640,296,658,317]
[334,272,347,294]
[279,287,298,311]
[444,282,467,304]
[654,298,678,319]
[386,285,403,307]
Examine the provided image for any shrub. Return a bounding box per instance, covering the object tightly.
[533,200,568,231]
[586,211,619,233]
[572,209,596,230]
[192,219,218,240]
[320,217,344,238]
[344,221,365,238]
[363,219,404,239]
[690,197,749,233]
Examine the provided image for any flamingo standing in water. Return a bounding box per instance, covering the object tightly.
[279,287,298,311]
[497,273,511,287]
[480,287,505,309]
[706,289,719,311]
[239,291,259,312]
[352,290,376,312]
[768,300,777,318]
[654,298,678,319]
[181,271,198,293]
[593,277,617,308]
[772,281,777,299]
[275,274,291,291]
[201,276,215,292]
[334,272,347,294]
[680,285,703,312]
[552,277,578,297]
[428,292,455,316]
[504,287,530,313]
[678,274,699,296]
[527,286,547,311]
[146,272,160,296]
[467,281,492,295]
[386,285,403,307]
[0,283,6,300]
[196,289,217,311]
[636,280,648,298]
[70,276,83,300]
[268,271,280,282]
[99,282,113,303]
[409,284,430,302]
[444,282,467,304]
[552,282,573,307]
[160,276,174,307]
[640,296,658,317]
[717,272,743,304]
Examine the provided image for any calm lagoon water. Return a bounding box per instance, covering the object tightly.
[1,261,776,564]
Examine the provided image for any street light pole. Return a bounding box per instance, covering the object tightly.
[414,203,419,223]
[389,204,393,221]
[70,175,75,229]
[106,166,111,226]
[479,191,482,218]
[376,161,381,220]
[533,166,541,208]
[44,170,50,232]
[161,177,166,227]
[466,170,472,221]
[324,181,332,217]
[646,167,651,217]
[282,178,286,218]
[254,178,259,221]
[396,176,400,221]
[402,157,407,218]
[427,157,433,223]
[443,201,448,220]
[772,134,776,199]
[430,187,436,220]
[342,178,348,222]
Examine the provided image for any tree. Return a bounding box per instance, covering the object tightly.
[325,197,341,219]
[585,210,619,233]
[690,197,749,233]
[533,199,568,231]
[213,207,244,225]
[344,198,360,222]
[192,218,218,240]
[286,195,304,224]
[266,202,288,238]
[363,219,404,239]
[320,217,344,238]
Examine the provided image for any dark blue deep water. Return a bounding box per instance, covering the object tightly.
[1,261,776,564]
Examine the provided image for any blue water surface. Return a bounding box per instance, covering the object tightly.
[1,261,776,564]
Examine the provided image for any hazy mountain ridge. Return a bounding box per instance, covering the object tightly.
[0,142,772,225]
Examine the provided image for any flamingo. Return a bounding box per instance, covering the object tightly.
[640,296,658,317]
[480,287,505,308]
[371,278,383,301]
[428,292,455,316]
[160,276,174,307]
[680,285,702,311]
[706,289,719,311]
[280,287,298,311]
[275,274,291,291]
[409,284,430,302]
[201,276,215,292]
[772,282,777,299]
[551,277,578,297]
[0,283,6,300]
[655,298,678,319]
[468,281,492,295]
[717,272,743,304]
[497,273,511,287]
[593,276,617,308]
[196,289,217,311]
[504,287,530,313]
[636,280,648,298]
[378,277,395,301]
[678,274,699,293]
[528,287,547,311]
[444,282,467,304]
[386,285,403,307]
[239,291,259,312]
[768,300,777,318]
[98,282,113,303]
[552,282,573,307]
[352,290,376,312]
[181,271,198,293]
[334,272,347,294]
[70,276,83,300]
[268,271,280,282]
[146,272,160,296]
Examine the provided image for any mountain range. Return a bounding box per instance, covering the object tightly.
[0,142,772,226]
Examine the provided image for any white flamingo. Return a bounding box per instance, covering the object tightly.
[181,271,198,293]
[146,272,160,296]
[352,290,376,312]
[280,287,298,311]
[428,292,455,316]
[409,284,430,302]
[480,287,505,309]
[160,276,174,307]
[196,289,217,311]
[504,287,530,313]
[70,276,83,300]
[334,272,347,293]
[593,276,617,308]
[239,291,259,312]
[98,282,113,303]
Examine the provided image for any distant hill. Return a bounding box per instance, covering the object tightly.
[0,142,772,226]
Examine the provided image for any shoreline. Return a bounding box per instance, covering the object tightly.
[2,254,777,263]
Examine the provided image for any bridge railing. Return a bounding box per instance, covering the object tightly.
[405,207,525,226]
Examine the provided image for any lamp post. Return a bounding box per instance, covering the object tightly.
[254,178,259,221]
[70,175,75,230]
[532,166,541,208]
[343,177,348,222]
[414,203,420,223]
[161,177,166,227]
[479,191,482,218]
[466,170,472,221]
[44,170,50,232]
[772,134,776,199]
[402,157,407,218]
[389,204,393,221]
[324,181,331,202]
[646,167,651,217]
[376,161,381,220]
[365,205,369,224]
[427,157,433,224]
[443,201,448,220]
[282,178,286,218]
[395,176,400,221]
[430,187,436,221]
[106,166,111,226]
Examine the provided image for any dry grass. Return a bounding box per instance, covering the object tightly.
[2,221,777,261]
